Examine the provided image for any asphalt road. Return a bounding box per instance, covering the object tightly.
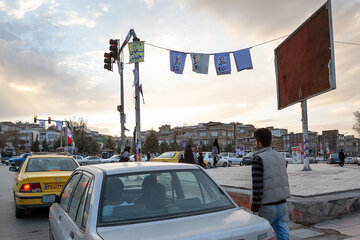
[0,165,49,240]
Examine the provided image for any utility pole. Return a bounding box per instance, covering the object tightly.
[133,37,142,156]
[301,100,311,171]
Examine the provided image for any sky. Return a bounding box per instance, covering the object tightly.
[0,0,359,137]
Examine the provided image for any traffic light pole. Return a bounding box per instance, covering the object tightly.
[117,59,126,152]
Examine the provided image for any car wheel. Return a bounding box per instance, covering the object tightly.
[111,161,114,163]
[49,223,55,240]
[15,161,21,166]
[228,161,232,167]
[205,163,211,169]
[222,162,227,167]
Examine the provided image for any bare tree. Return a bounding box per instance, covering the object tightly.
[353,110,360,137]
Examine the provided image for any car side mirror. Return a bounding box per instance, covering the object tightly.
[9,166,18,172]
[42,194,59,204]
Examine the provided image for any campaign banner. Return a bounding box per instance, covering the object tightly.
[128,41,145,63]
[291,146,302,162]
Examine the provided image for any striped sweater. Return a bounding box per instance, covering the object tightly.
[251,155,264,212]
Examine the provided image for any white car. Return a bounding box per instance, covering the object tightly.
[101,155,121,163]
[73,155,87,165]
[43,162,274,240]
[129,154,148,162]
[202,152,231,167]
[84,156,103,164]
[220,152,244,166]
[345,157,355,164]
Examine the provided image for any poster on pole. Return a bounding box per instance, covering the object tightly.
[291,146,302,162]
[128,41,145,63]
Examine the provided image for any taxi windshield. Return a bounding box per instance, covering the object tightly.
[157,152,176,158]
[26,157,78,172]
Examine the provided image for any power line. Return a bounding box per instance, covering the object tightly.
[334,41,360,46]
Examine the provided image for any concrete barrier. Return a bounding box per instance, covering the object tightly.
[224,186,360,225]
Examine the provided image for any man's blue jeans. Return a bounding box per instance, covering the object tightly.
[258,203,289,240]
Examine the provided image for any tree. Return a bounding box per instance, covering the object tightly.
[0,133,7,150]
[41,139,49,152]
[143,131,159,154]
[224,143,235,152]
[159,142,169,153]
[31,137,40,152]
[169,141,181,151]
[353,111,360,137]
[105,136,116,150]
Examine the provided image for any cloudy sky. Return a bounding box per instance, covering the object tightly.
[0,0,359,137]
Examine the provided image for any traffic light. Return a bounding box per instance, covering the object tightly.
[48,116,51,124]
[104,52,113,71]
[109,39,118,59]
[34,115,37,123]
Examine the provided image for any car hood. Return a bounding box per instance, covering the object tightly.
[97,208,273,240]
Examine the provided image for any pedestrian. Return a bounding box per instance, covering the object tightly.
[197,151,205,168]
[184,144,195,164]
[179,154,185,163]
[338,149,345,167]
[147,152,151,161]
[251,128,290,240]
[212,139,220,168]
[192,147,198,164]
[120,146,131,162]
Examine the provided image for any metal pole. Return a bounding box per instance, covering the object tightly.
[134,39,141,155]
[301,100,311,171]
[117,58,125,152]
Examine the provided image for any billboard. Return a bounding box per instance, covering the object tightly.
[275,0,336,110]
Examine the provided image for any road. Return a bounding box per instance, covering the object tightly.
[0,165,49,240]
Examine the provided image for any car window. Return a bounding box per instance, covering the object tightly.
[98,169,234,226]
[26,157,78,172]
[60,173,82,211]
[68,174,90,222]
[82,179,94,229]
[157,152,176,158]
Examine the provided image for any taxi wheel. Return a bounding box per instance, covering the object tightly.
[206,163,211,169]
[15,204,26,218]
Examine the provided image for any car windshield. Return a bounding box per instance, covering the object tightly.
[220,153,228,157]
[157,152,176,158]
[98,169,235,226]
[244,152,253,157]
[110,155,119,159]
[330,154,339,158]
[25,157,78,172]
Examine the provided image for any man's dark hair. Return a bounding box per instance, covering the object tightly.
[254,128,272,147]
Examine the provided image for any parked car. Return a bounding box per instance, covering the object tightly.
[220,152,244,165]
[9,153,79,218]
[345,157,355,164]
[202,152,214,168]
[129,154,148,162]
[43,162,274,240]
[150,151,183,163]
[73,155,87,165]
[101,155,121,163]
[9,153,32,166]
[84,156,103,164]
[242,152,254,165]
[216,157,232,167]
[327,154,340,164]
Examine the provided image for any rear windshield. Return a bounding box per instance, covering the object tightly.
[330,154,339,158]
[98,169,235,226]
[26,157,78,172]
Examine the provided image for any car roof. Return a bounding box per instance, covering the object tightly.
[28,154,73,159]
[79,162,199,175]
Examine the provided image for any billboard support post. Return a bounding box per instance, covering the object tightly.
[301,100,311,171]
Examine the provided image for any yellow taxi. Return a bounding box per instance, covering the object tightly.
[150,151,183,163]
[9,153,79,218]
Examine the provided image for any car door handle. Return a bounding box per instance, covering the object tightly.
[70,231,74,239]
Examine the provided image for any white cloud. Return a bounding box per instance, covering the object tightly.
[0,0,48,19]
[99,3,110,12]
[56,11,96,28]
[144,0,154,9]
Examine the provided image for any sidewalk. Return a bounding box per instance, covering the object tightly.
[206,164,360,239]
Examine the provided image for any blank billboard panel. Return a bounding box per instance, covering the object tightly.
[275,0,336,110]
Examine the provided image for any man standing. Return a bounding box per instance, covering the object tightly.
[251,128,290,240]
[338,149,345,167]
